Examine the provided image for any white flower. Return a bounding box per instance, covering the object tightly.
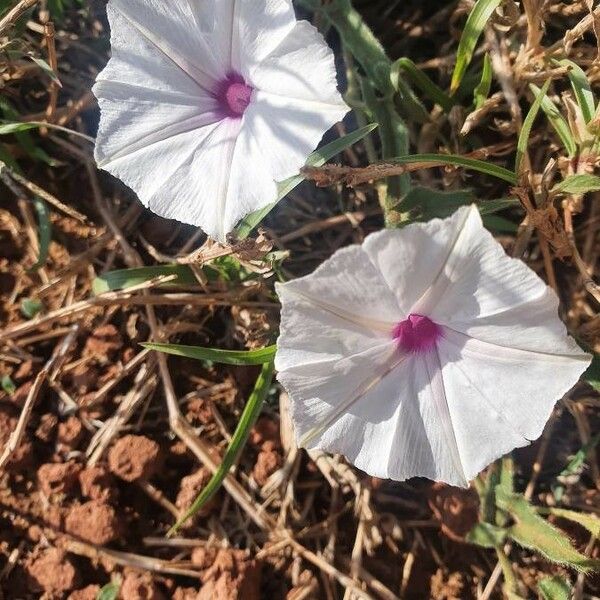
[275,206,591,487]
[93,0,349,242]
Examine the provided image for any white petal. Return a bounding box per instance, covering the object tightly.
[275,244,403,346]
[100,0,222,93]
[412,205,550,323]
[233,0,297,73]
[247,20,348,111]
[362,207,472,315]
[437,329,591,481]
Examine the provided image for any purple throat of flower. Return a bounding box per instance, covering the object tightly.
[214,73,254,118]
[393,314,442,354]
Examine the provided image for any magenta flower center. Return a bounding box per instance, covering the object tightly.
[393,314,441,353]
[214,73,254,118]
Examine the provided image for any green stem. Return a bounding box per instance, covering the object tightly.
[495,545,519,595]
[320,0,411,224]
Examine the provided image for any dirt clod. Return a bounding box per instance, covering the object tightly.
[428,483,480,542]
[58,415,84,448]
[108,434,161,482]
[194,549,261,600]
[0,403,33,470]
[252,441,282,486]
[65,501,120,545]
[37,461,82,496]
[120,570,165,600]
[79,465,117,502]
[68,584,102,600]
[176,468,214,519]
[26,548,80,594]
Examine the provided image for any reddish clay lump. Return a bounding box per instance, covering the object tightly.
[58,415,84,448]
[65,501,120,545]
[37,461,82,496]
[193,548,262,600]
[120,570,166,600]
[26,548,80,594]
[68,584,102,600]
[176,468,214,519]
[79,465,117,502]
[108,434,161,481]
[0,403,33,470]
[428,482,480,542]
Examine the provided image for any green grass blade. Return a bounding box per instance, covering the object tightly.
[387,153,517,184]
[28,197,51,272]
[516,79,551,176]
[557,59,595,123]
[92,265,198,294]
[451,0,502,93]
[538,576,571,600]
[393,57,454,112]
[530,84,577,158]
[142,343,276,366]
[0,122,40,134]
[236,124,378,238]
[473,53,493,109]
[168,361,275,535]
[553,174,600,195]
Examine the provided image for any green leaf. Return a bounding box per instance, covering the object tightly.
[557,59,596,124]
[451,0,502,93]
[467,522,507,548]
[482,214,518,233]
[530,84,577,158]
[92,265,198,294]
[474,53,493,109]
[386,153,517,184]
[29,198,51,272]
[20,298,43,319]
[553,174,600,195]
[27,55,62,87]
[540,507,600,538]
[393,58,454,112]
[236,124,378,238]
[96,581,120,600]
[538,576,572,600]
[142,343,276,366]
[169,361,275,535]
[1,375,16,395]
[496,487,599,573]
[584,353,600,391]
[0,122,40,135]
[400,186,517,221]
[516,79,551,176]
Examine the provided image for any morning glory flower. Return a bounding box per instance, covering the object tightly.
[275,206,591,487]
[93,0,349,242]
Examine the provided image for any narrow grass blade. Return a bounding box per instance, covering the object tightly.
[553,174,600,195]
[168,361,275,535]
[557,59,595,123]
[28,197,51,272]
[530,83,577,158]
[538,576,571,600]
[92,265,198,294]
[393,57,454,112]
[236,124,378,238]
[388,153,517,184]
[0,121,40,134]
[516,79,551,176]
[451,0,502,93]
[142,343,276,366]
[474,53,493,109]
